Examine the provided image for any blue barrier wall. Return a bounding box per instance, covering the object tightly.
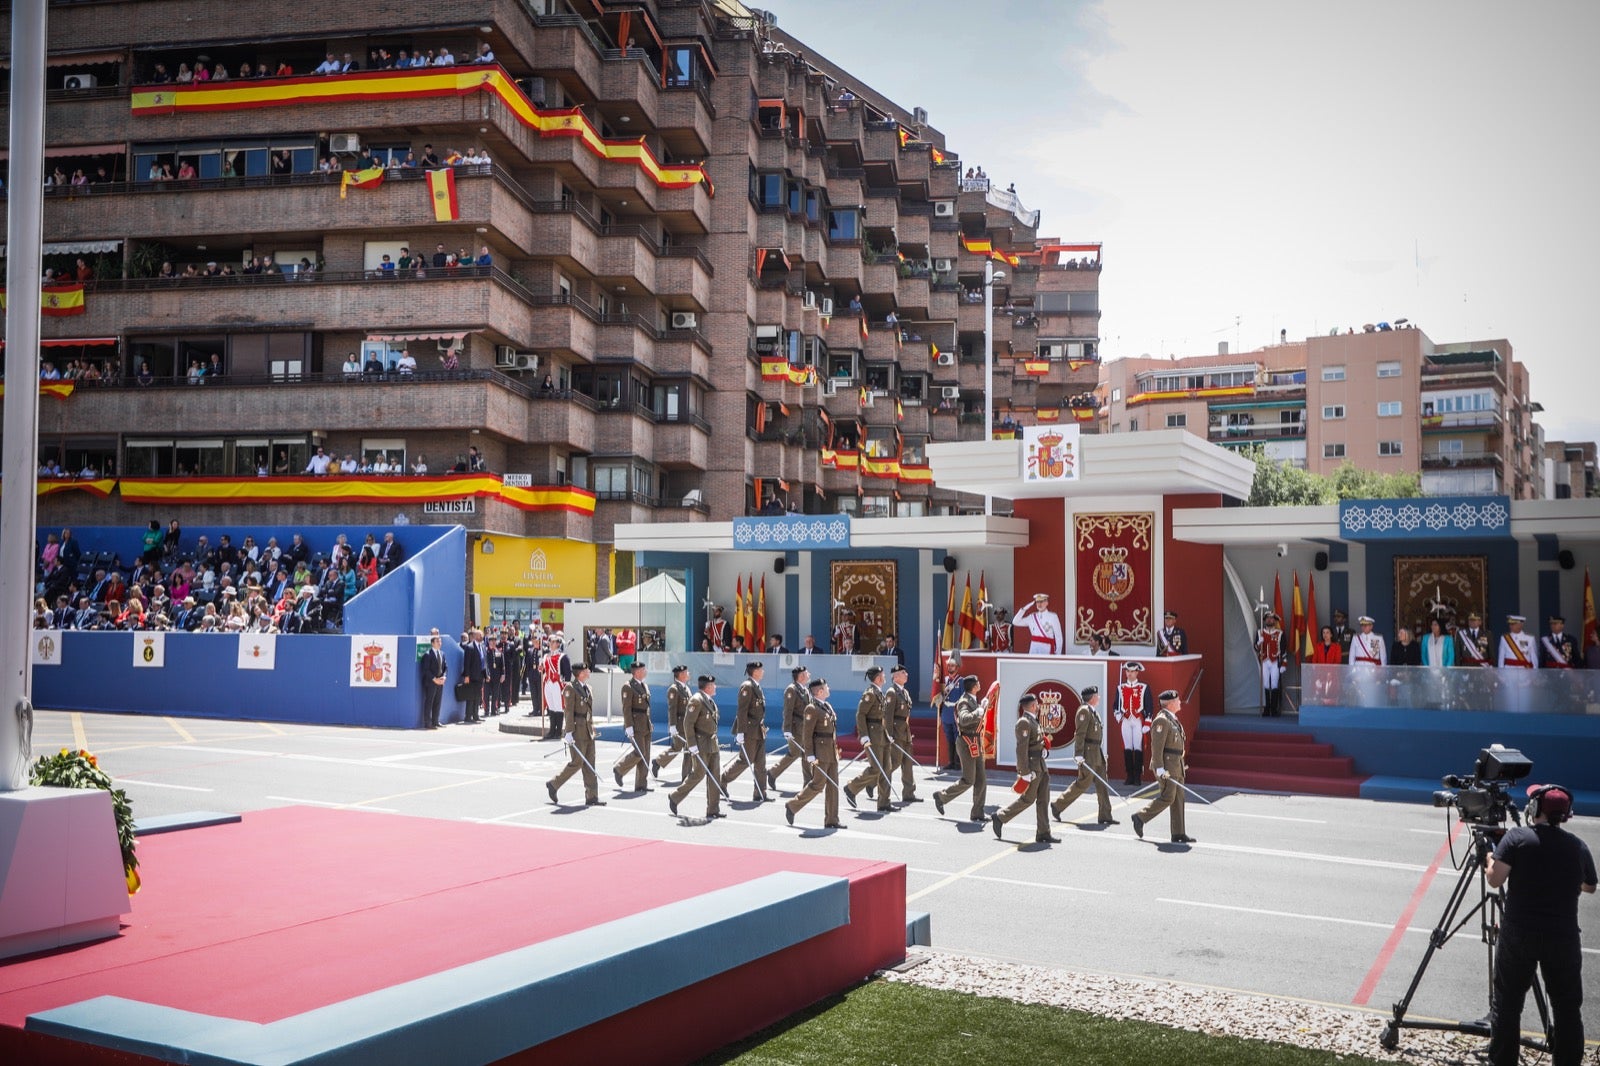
[35,523,458,570]
[1301,705,1600,793]
[31,631,457,728]
[345,526,467,637]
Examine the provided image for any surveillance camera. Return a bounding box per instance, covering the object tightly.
[1276,543,1288,558]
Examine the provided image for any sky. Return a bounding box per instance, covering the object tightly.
[761,0,1600,446]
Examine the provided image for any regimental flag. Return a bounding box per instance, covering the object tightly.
[426,167,460,221]
[942,571,958,651]
[1272,573,1284,631]
[1584,567,1598,651]
[339,165,385,199]
[1021,359,1050,376]
[755,575,767,650]
[958,574,978,650]
[2,285,87,317]
[1304,573,1319,661]
[1290,571,1306,663]
[734,575,746,647]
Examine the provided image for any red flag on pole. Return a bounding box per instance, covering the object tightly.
[1584,566,1598,652]
[1304,573,1319,661]
[1290,571,1305,662]
[958,575,978,650]
[1273,572,1284,628]
[733,575,745,647]
[942,570,958,650]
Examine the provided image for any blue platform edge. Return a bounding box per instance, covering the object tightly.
[133,812,242,836]
[1357,775,1600,812]
[26,870,850,1066]
[905,911,932,948]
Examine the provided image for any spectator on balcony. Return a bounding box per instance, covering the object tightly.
[473,42,495,64]
[467,446,485,472]
[212,63,231,81]
[135,360,154,386]
[396,350,417,376]
[206,353,223,378]
[431,243,449,270]
[149,62,172,83]
[339,453,360,475]
[435,46,455,66]
[339,52,359,73]
[193,61,210,82]
[419,143,440,167]
[475,245,493,274]
[304,446,332,475]
[363,352,385,378]
[236,62,254,79]
[40,362,61,382]
[539,373,555,394]
[848,294,862,312]
[183,359,203,384]
[394,49,412,69]
[315,52,341,75]
[202,260,221,277]
[175,63,193,83]
[297,257,316,279]
[378,254,396,279]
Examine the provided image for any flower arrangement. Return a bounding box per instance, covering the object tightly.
[30,747,140,894]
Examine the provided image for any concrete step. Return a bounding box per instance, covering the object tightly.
[1188,752,1356,777]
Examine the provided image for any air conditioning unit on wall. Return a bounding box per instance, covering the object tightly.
[329,133,362,154]
[933,201,955,217]
[932,258,954,273]
[936,353,955,367]
[820,297,834,316]
[495,345,517,367]
[670,312,698,329]
[514,353,539,371]
[940,386,961,399]
[63,74,98,90]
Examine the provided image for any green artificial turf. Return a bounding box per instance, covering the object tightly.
[697,979,1393,1066]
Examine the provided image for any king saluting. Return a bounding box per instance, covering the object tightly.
[1014,592,1063,655]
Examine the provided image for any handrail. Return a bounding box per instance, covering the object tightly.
[40,164,492,200]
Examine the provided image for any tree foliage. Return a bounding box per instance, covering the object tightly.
[1240,447,1421,506]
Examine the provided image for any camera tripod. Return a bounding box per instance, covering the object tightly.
[1379,823,1551,1054]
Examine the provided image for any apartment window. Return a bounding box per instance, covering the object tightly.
[1111,387,1122,402]
[827,208,861,241]
[1166,413,1187,428]
[1378,401,1403,417]
[593,464,631,494]
[859,494,892,518]
[1379,441,1403,456]
[757,173,783,207]
[1377,361,1402,378]
[1129,418,1139,432]
[1322,405,1345,420]
[1437,439,1464,455]
[1322,365,1346,382]
[1323,443,1346,459]
[361,437,407,470]
[894,501,928,518]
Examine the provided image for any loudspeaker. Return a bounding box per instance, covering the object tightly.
[773,557,786,574]
[943,556,958,573]
[1558,549,1575,570]
[1314,551,1329,572]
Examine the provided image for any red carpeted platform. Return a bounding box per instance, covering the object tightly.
[0,807,906,1066]
[838,714,939,761]
[1186,728,1367,798]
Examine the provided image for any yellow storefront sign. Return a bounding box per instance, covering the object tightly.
[473,536,597,600]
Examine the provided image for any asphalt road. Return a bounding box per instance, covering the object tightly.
[31,708,1600,1056]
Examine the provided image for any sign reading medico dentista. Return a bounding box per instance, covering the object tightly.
[474,535,597,599]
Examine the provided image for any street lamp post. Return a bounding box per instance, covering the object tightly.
[981,259,1006,517]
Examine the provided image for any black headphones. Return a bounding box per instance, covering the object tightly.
[1526,784,1572,825]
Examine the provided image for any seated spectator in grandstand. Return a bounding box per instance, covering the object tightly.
[1310,625,1342,664]
[1391,626,1422,666]
[197,603,221,631]
[330,533,353,568]
[304,446,332,475]
[71,595,98,629]
[316,52,341,75]
[473,42,495,64]
[118,595,147,629]
[1420,618,1454,665]
[342,353,362,378]
[339,558,361,600]
[215,534,238,570]
[33,598,49,630]
[149,584,171,619]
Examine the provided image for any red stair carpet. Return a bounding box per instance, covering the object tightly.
[837,715,939,761]
[1185,728,1367,798]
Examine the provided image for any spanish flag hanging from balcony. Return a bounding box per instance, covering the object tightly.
[1036,408,1061,424]
[1067,360,1092,373]
[930,146,946,165]
[858,385,870,408]
[960,235,1021,267]
[833,449,860,470]
[821,447,837,469]
[895,397,904,421]
[1071,407,1096,423]
[860,452,901,480]
[2,285,87,317]
[898,463,933,484]
[339,165,385,199]
[1021,359,1051,376]
[426,167,461,221]
[859,314,870,343]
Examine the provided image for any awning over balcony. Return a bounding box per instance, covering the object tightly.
[0,239,122,257]
[0,336,118,349]
[365,330,472,343]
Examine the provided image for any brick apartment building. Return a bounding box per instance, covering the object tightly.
[1099,327,1551,498]
[3,0,1100,604]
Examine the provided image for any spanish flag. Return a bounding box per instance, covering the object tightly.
[1021,359,1051,376]
[3,285,87,317]
[339,165,385,199]
[427,167,460,222]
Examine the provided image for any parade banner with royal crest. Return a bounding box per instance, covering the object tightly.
[1073,512,1154,646]
[1022,424,1080,484]
[829,560,897,656]
[350,635,398,688]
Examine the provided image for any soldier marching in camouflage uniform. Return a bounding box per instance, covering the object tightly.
[1051,685,1116,825]
[652,664,694,781]
[547,664,602,806]
[784,677,844,829]
[992,694,1059,844]
[719,661,770,802]
[611,659,653,793]
[767,665,813,791]
[1131,689,1196,844]
[669,675,724,820]
[845,667,893,811]
[934,675,988,823]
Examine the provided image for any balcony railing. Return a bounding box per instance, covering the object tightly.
[37,164,492,201]
[1208,422,1307,439]
[53,367,601,406]
[1420,451,1503,471]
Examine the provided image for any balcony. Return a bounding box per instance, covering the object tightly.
[653,417,712,469]
[1422,411,1503,434]
[1421,451,1504,472]
[1207,422,1307,441]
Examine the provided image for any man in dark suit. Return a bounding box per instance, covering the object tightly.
[378,532,405,576]
[879,633,907,669]
[420,630,447,729]
[459,628,486,723]
[765,634,791,654]
[798,634,820,656]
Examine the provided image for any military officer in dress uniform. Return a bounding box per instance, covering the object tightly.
[610,659,653,793]
[933,676,989,823]
[1131,689,1195,844]
[1330,609,1353,661]
[1350,615,1387,666]
[1155,610,1188,656]
[719,661,770,801]
[767,665,813,791]
[1014,593,1064,655]
[785,678,844,829]
[1052,685,1116,825]
[547,664,603,806]
[652,664,693,780]
[845,666,893,811]
[992,694,1059,844]
[669,675,724,820]
[1542,616,1578,669]
[884,664,918,802]
[1456,611,1493,666]
[1498,615,1537,669]
[832,610,859,654]
[705,605,729,650]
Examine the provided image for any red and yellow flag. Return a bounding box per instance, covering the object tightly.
[1273,573,1284,629]
[733,575,745,647]
[1290,571,1306,662]
[1584,567,1598,651]
[755,576,767,649]
[339,165,385,199]
[1036,408,1062,424]
[1021,359,1050,376]
[426,167,460,221]
[3,285,87,316]
[1303,573,1319,661]
[958,575,978,650]
[942,571,958,651]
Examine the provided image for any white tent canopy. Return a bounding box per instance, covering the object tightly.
[563,573,687,652]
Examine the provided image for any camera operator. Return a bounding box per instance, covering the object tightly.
[1484,783,1596,1066]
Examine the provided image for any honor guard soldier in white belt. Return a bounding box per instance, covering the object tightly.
[767,665,812,791]
[845,666,892,811]
[1457,611,1493,666]
[992,694,1058,844]
[1498,615,1537,668]
[1131,689,1196,844]
[1542,616,1577,669]
[720,661,769,802]
[884,664,918,801]
[1350,615,1387,666]
[1256,612,1287,717]
[669,675,724,820]
[547,665,602,806]
[652,664,693,780]
[1117,662,1150,785]
[934,676,989,823]
[1155,610,1187,656]
[1052,686,1116,824]
[611,659,653,793]
[785,678,844,829]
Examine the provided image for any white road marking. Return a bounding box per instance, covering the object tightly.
[116,779,214,792]
[1158,897,1424,933]
[966,874,1109,895]
[369,742,530,762]
[769,826,933,845]
[265,796,399,813]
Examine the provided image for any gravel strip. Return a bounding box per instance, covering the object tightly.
[881,948,1592,1064]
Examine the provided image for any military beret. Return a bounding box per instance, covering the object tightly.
[1158,689,1179,702]
[697,674,716,687]
[672,664,689,675]
[892,663,908,675]
[745,660,764,674]
[629,660,648,671]
[808,677,828,692]
[865,666,883,681]
[1018,693,1038,707]
[791,665,808,679]
[1081,685,1100,700]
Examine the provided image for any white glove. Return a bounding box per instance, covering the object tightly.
[806,755,818,764]
[1020,773,1034,783]
[1156,767,1169,780]
[624,727,635,739]
[783,732,794,742]
[563,733,574,747]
